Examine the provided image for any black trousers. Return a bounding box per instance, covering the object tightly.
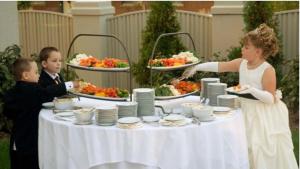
[10,149,39,169]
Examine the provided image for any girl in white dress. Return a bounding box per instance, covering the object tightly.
[179,23,298,169]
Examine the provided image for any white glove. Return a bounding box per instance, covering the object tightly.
[182,62,219,78]
[239,86,274,104]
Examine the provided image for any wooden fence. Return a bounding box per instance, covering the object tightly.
[18,10,73,59]
[275,9,299,60]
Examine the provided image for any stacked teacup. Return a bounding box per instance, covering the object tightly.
[133,88,155,117]
[94,106,118,126]
[116,102,138,118]
[207,83,227,106]
[181,102,202,118]
[192,106,215,122]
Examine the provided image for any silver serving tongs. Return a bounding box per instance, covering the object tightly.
[168,76,185,85]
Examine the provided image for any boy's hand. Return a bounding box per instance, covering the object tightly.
[72,80,80,88]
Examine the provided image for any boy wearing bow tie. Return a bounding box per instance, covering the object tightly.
[38,47,77,89]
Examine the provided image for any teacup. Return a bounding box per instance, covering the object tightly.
[192,106,213,120]
[73,108,94,123]
[53,98,74,110]
[181,102,203,118]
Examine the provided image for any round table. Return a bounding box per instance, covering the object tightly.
[38,96,249,169]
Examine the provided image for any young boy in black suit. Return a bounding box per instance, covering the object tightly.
[38,47,73,88]
[3,58,78,169]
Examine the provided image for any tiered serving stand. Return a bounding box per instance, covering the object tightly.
[66,34,132,101]
[148,32,201,100]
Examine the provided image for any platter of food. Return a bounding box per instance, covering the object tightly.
[155,90,199,100]
[69,81,129,101]
[68,54,129,72]
[148,51,200,71]
[155,81,200,100]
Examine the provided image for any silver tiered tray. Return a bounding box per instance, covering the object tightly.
[68,90,128,101]
[66,63,130,72]
[155,90,199,100]
[66,34,133,101]
[147,61,200,71]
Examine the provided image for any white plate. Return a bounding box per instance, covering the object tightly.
[147,61,200,71]
[213,106,231,112]
[42,102,54,108]
[142,116,160,123]
[55,112,74,117]
[155,90,199,100]
[164,114,185,121]
[67,63,129,72]
[54,115,75,122]
[198,115,216,122]
[133,88,155,93]
[226,86,249,94]
[160,118,192,127]
[117,122,143,129]
[69,90,128,101]
[74,121,93,125]
[118,117,141,124]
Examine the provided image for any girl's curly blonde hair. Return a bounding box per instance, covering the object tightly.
[242,23,279,59]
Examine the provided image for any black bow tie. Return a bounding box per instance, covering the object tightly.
[54,76,61,84]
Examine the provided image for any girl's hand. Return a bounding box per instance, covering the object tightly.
[182,66,197,79]
[239,85,274,104]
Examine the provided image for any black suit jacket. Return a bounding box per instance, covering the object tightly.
[3,81,67,153]
[38,70,65,88]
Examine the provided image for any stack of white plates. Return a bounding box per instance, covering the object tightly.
[213,106,231,114]
[133,88,155,117]
[159,114,192,127]
[117,102,138,118]
[217,95,239,108]
[207,83,227,106]
[200,78,220,100]
[117,117,143,129]
[95,106,118,126]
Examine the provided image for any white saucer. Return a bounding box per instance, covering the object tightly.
[164,114,185,121]
[198,115,216,122]
[118,117,140,124]
[55,112,74,117]
[159,118,192,127]
[42,102,54,108]
[142,116,160,123]
[74,121,93,125]
[213,106,231,114]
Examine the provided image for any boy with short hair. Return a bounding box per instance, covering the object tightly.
[38,46,74,88]
[3,58,76,169]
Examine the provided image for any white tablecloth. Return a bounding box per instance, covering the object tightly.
[39,96,249,169]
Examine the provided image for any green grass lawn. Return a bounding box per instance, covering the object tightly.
[0,137,10,169]
[0,129,298,168]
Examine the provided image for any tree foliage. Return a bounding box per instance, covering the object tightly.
[0,45,21,132]
[132,1,186,87]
